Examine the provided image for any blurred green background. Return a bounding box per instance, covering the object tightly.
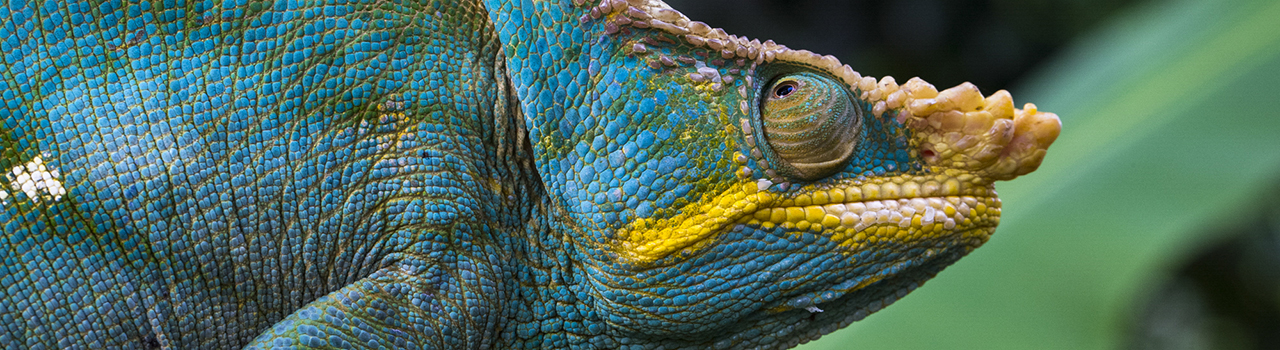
[666,0,1280,348]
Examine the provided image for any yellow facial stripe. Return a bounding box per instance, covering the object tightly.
[618,182,778,264]
[615,171,1002,264]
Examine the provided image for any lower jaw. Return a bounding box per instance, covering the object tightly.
[765,224,992,314]
[773,244,976,346]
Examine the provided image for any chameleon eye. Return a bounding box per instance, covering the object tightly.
[759,72,862,180]
[773,81,798,98]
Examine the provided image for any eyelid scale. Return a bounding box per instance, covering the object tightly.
[758,72,863,180]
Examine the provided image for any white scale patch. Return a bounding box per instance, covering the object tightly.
[6,156,66,203]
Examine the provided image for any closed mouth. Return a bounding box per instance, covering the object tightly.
[741,174,1002,245]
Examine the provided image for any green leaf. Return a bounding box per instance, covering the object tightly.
[800,0,1280,348]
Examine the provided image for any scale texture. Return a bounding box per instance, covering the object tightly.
[0,0,1060,348]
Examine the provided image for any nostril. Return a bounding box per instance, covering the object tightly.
[921,149,936,160]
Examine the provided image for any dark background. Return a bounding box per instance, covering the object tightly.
[665,0,1142,92]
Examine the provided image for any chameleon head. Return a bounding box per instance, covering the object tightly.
[523,0,1060,346]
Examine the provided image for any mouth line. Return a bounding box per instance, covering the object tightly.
[742,192,1001,235]
[740,172,1002,235]
[761,172,997,206]
[824,250,952,313]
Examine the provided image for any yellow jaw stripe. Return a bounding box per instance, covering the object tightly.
[614,171,1002,264]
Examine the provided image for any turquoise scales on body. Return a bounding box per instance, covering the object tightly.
[0,0,1060,349]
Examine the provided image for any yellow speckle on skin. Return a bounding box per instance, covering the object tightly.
[770,208,788,222]
[786,207,806,222]
[862,184,880,199]
[841,213,859,226]
[944,179,961,194]
[902,182,920,197]
[822,215,841,228]
[881,183,901,198]
[804,206,825,222]
[812,191,830,205]
[845,186,862,200]
[829,188,846,202]
[922,181,940,196]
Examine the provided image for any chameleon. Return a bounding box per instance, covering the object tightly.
[0,0,1060,348]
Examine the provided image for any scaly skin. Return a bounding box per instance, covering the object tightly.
[0,0,1060,349]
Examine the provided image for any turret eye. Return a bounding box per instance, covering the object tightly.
[758,72,862,180]
[773,81,798,98]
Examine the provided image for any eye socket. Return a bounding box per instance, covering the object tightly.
[773,81,798,98]
[758,72,862,180]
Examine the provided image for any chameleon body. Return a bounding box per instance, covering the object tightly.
[0,0,1060,348]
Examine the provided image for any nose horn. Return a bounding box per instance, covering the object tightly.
[878,78,1060,182]
[984,103,1061,180]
